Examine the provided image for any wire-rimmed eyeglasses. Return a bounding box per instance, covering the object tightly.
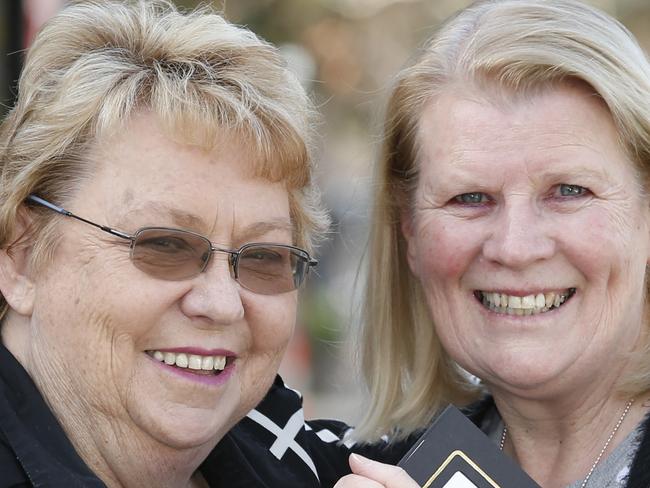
[26,195,317,295]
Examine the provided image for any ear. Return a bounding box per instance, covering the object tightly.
[0,207,35,316]
[400,209,419,278]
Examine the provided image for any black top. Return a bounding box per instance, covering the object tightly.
[2,341,650,487]
[0,343,412,487]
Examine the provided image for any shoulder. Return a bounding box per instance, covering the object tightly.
[0,429,30,487]
[205,376,420,487]
[205,376,353,487]
[0,347,104,488]
[625,409,650,488]
[461,395,496,427]
[0,369,30,487]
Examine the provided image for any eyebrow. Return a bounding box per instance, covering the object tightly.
[116,201,208,231]
[236,220,295,243]
[536,166,610,182]
[115,201,294,242]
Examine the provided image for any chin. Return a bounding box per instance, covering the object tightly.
[159,423,224,450]
[484,361,571,394]
[133,403,236,450]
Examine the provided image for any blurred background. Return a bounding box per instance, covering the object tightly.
[3,0,649,424]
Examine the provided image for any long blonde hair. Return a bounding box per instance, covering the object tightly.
[356,0,650,441]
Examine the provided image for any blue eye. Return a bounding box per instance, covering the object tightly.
[558,184,588,197]
[454,192,489,204]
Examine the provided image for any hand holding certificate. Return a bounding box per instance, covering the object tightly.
[335,406,539,488]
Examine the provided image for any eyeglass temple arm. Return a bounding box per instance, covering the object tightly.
[27,195,132,241]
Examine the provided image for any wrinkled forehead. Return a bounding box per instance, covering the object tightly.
[94,106,310,190]
[498,78,642,170]
[442,77,605,116]
[415,78,624,161]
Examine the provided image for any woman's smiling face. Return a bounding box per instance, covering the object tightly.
[404,83,650,398]
[19,112,298,451]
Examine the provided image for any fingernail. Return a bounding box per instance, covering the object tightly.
[350,453,371,465]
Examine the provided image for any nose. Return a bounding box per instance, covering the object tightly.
[482,197,555,269]
[180,254,245,325]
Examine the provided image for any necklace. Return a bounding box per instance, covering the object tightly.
[499,398,634,488]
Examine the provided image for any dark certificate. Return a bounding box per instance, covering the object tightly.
[397,405,540,488]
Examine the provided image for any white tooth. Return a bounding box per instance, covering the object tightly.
[491,293,500,305]
[535,293,545,308]
[508,296,522,309]
[153,351,164,362]
[521,295,535,309]
[201,356,214,370]
[175,353,189,368]
[524,308,533,315]
[545,292,555,306]
[213,356,226,370]
[532,307,541,314]
[553,295,561,308]
[500,294,508,307]
[515,308,524,316]
[507,308,515,315]
[188,354,202,370]
[164,352,176,365]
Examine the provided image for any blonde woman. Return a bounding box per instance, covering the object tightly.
[0,1,328,486]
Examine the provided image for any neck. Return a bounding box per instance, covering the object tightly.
[496,393,649,488]
[68,418,212,488]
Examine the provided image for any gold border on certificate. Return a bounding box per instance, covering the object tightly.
[422,450,501,488]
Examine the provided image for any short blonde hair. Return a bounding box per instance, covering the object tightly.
[0,0,328,317]
[356,0,650,441]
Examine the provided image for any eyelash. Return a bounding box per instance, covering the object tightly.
[451,184,590,206]
[452,192,491,205]
[556,183,589,198]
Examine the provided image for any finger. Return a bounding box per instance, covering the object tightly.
[349,454,419,487]
[333,474,384,488]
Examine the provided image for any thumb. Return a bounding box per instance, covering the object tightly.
[349,454,419,487]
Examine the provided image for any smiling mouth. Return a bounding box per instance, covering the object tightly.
[474,288,576,315]
[146,350,235,376]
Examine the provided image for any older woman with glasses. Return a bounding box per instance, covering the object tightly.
[0,0,327,486]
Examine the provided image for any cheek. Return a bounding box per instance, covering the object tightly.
[241,294,297,374]
[252,297,296,357]
[567,207,646,279]
[413,219,479,283]
[31,253,176,392]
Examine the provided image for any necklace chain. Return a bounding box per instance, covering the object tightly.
[498,398,635,488]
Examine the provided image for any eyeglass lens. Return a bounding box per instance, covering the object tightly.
[130,228,309,295]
